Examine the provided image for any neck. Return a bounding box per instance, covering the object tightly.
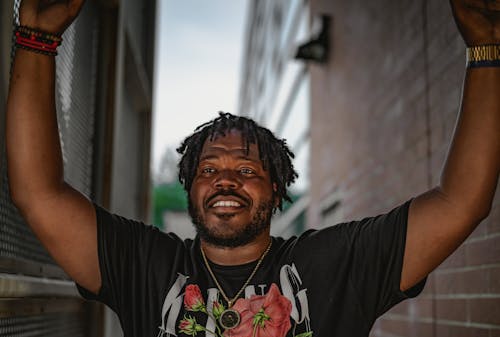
[200,232,272,266]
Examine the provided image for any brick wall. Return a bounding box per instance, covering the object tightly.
[308,0,500,336]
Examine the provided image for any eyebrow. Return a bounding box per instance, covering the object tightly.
[198,154,259,162]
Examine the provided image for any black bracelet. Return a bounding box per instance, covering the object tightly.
[467,59,500,68]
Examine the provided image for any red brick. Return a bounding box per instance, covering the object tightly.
[466,235,500,266]
[387,300,409,315]
[468,298,500,325]
[375,318,434,337]
[409,321,434,337]
[412,297,434,318]
[436,298,467,321]
[439,245,466,269]
[468,220,488,240]
[486,202,500,235]
[435,324,490,337]
[375,318,411,336]
[435,268,489,295]
[307,0,497,336]
[489,266,500,294]
[435,271,462,294]
[423,273,436,294]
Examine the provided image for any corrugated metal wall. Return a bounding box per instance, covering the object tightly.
[0,1,101,335]
[0,0,158,334]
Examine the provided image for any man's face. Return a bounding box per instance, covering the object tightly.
[189,129,275,247]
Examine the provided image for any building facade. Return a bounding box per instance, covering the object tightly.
[0,0,157,335]
[239,0,312,237]
[240,0,500,335]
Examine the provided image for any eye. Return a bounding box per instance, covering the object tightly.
[201,167,216,175]
[239,167,255,175]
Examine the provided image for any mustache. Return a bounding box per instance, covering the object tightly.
[205,190,251,207]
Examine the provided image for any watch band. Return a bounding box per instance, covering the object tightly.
[467,45,500,68]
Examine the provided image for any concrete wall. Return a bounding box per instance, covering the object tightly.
[309,0,500,335]
[0,1,156,335]
[102,0,157,335]
[109,0,155,222]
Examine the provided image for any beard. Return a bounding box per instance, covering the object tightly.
[188,199,274,248]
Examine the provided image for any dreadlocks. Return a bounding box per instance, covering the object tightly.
[176,112,298,211]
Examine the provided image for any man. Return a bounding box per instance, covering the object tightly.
[5,0,500,336]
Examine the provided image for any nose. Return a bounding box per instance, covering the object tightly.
[213,170,241,190]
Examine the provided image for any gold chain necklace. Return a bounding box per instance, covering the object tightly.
[200,240,272,330]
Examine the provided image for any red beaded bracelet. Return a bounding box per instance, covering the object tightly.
[14,25,62,56]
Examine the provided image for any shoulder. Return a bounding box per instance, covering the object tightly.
[270,225,349,261]
[93,203,187,250]
[272,199,412,252]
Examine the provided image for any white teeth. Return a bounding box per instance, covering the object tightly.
[212,200,241,208]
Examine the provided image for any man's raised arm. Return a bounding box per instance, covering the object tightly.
[401,0,500,290]
[6,0,101,293]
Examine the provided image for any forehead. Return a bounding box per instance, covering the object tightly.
[200,129,260,160]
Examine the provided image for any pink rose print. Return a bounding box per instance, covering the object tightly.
[224,283,292,337]
[212,301,225,320]
[178,315,205,336]
[184,284,206,312]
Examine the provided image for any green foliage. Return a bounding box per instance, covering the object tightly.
[295,332,313,337]
[281,192,301,212]
[153,182,188,228]
[281,192,305,234]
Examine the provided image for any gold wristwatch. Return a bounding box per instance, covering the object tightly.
[467,45,500,67]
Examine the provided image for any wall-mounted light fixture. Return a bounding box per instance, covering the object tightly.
[295,15,330,64]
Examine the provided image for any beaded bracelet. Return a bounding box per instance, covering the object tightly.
[14,25,63,56]
[467,45,500,68]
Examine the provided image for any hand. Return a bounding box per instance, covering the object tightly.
[450,0,500,46]
[19,0,85,34]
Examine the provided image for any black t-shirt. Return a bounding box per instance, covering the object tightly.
[77,200,426,337]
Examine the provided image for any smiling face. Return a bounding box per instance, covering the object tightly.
[188,129,276,247]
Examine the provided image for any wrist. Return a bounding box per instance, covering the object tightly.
[19,13,65,36]
[14,25,62,57]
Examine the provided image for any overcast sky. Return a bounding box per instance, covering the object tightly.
[152,0,249,174]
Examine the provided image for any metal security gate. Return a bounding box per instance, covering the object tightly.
[0,0,101,335]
